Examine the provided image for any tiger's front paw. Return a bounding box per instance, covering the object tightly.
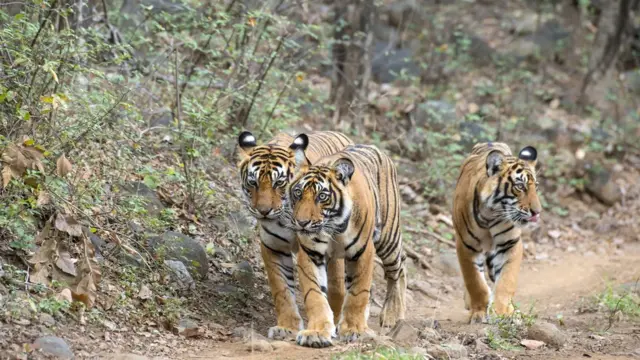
[338,322,371,343]
[468,309,488,324]
[296,329,333,348]
[268,326,297,340]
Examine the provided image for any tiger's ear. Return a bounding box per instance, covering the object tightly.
[332,157,355,185]
[518,146,538,169]
[238,131,257,162]
[486,150,504,177]
[289,133,310,170]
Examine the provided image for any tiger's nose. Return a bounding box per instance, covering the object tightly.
[259,209,271,216]
[298,220,310,227]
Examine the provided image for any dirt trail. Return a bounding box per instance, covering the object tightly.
[193,243,640,359]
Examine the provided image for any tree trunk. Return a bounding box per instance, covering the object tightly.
[580,0,635,108]
[329,0,374,130]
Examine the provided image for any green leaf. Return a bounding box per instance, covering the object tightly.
[205,242,215,256]
[14,13,25,20]
[143,175,158,190]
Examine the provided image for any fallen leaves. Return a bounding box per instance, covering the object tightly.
[28,215,102,308]
[55,213,83,237]
[56,154,72,177]
[0,142,45,188]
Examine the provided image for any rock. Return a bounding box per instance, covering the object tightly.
[39,313,56,327]
[388,320,419,345]
[450,31,497,68]
[521,339,545,350]
[137,285,153,300]
[474,338,490,351]
[527,322,566,349]
[33,336,74,359]
[270,340,293,350]
[508,20,570,62]
[232,261,255,286]
[118,181,165,217]
[584,162,621,206]
[408,280,440,300]
[459,121,492,151]
[246,339,272,352]
[149,231,208,278]
[233,326,267,342]
[414,100,457,132]
[223,211,258,240]
[429,343,468,360]
[419,327,440,342]
[164,260,195,289]
[436,251,461,276]
[623,70,640,94]
[372,41,420,83]
[174,318,202,338]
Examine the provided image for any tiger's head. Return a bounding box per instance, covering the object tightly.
[479,145,542,226]
[283,135,353,234]
[237,131,310,220]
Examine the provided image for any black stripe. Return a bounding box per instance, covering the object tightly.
[304,288,324,303]
[262,225,289,243]
[462,239,481,253]
[473,187,489,229]
[345,212,368,251]
[493,225,514,238]
[300,243,325,266]
[494,238,520,255]
[348,236,369,261]
[262,242,291,257]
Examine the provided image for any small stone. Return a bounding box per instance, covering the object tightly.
[475,338,490,351]
[39,313,56,327]
[165,260,195,289]
[550,98,560,109]
[233,326,267,342]
[246,339,272,352]
[429,343,468,359]
[33,336,74,359]
[389,320,419,345]
[137,285,153,300]
[103,319,117,331]
[13,318,31,326]
[520,339,545,350]
[527,322,566,349]
[547,230,561,239]
[232,260,255,286]
[174,318,201,338]
[468,103,480,114]
[270,340,293,350]
[419,327,440,342]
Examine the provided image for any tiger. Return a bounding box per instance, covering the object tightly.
[282,134,407,348]
[452,142,541,324]
[236,130,353,340]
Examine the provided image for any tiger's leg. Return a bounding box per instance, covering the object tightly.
[486,238,523,316]
[339,238,375,342]
[327,257,345,326]
[379,248,407,328]
[296,246,335,348]
[456,236,490,324]
[261,242,303,340]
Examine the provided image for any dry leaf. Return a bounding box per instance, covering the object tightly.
[72,273,97,308]
[28,223,55,264]
[55,251,77,277]
[56,154,72,177]
[56,288,73,303]
[55,213,82,237]
[37,190,51,207]
[30,265,50,285]
[1,166,11,188]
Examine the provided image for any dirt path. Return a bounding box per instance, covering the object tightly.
[194,244,640,360]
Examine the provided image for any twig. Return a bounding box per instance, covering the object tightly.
[405,226,456,248]
[30,0,58,48]
[403,244,433,271]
